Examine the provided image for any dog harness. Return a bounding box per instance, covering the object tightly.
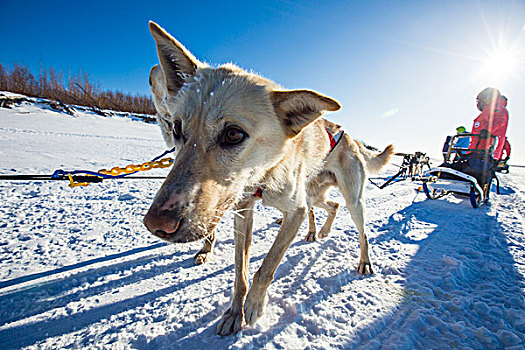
[326,129,345,150]
[253,128,344,198]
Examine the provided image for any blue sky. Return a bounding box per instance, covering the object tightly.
[2,0,524,163]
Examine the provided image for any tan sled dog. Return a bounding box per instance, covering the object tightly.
[149,65,390,262]
[143,22,394,335]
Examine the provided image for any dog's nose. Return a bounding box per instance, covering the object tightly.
[143,208,181,236]
[144,188,187,236]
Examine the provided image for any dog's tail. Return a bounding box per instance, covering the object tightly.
[357,142,395,174]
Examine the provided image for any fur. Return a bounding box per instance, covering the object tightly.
[149,65,393,259]
[144,22,394,335]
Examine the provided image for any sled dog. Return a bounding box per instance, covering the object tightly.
[144,22,394,335]
[149,65,391,264]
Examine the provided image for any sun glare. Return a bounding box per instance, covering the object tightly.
[481,47,522,83]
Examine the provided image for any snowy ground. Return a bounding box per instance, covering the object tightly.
[0,97,524,349]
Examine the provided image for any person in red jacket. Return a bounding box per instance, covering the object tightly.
[468,87,509,160]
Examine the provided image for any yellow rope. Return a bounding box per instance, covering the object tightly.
[98,157,173,176]
[68,157,174,187]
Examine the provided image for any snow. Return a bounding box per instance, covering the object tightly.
[0,97,524,349]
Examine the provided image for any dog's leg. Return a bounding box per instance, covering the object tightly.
[194,229,215,265]
[349,198,373,275]
[244,206,307,325]
[304,208,317,242]
[216,198,255,336]
[334,161,373,275]
[317,200,339,239]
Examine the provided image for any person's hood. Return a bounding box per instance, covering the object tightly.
[484,95,507,111]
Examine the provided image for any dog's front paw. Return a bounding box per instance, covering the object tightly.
[244,291,268,325]
[304,231,317,242]
[216,306,245,336]
[317,227,330,239]
[194,250,212,265]
[356,260,374,275]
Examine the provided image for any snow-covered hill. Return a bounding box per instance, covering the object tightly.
[0,97,524,349]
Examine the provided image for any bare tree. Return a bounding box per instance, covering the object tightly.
[0,63,7,91]
[1,62,155,115]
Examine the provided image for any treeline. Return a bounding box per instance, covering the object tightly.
[0,63,155,115]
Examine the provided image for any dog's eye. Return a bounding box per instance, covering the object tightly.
[173,120,182,140]
[222,126,247,146]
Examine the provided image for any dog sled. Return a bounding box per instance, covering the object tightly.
[420,133,501,208]
[369,151,431,189]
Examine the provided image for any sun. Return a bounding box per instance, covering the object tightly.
[481,47,522,83]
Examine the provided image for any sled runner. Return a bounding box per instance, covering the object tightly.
[421,133,500,208]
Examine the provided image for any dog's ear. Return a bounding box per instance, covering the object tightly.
[149,64,165,97]
[270,90,341,137]
[149,21,202,95]
[149,64,160,88]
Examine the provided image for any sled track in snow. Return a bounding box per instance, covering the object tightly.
[0,127,160,143]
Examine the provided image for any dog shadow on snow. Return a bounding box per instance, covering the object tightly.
[0,221,279,349]
[0,239,264,350]
[344,196,525,348]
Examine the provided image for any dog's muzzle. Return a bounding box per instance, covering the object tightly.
[143,207,182,238]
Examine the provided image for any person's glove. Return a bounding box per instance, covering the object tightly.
[479,129,490,139]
